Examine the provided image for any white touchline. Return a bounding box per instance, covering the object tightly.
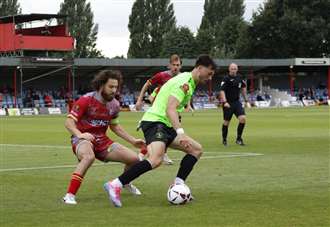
[0,153,263,172]
[0,144,263,155]
[0,144,69,149]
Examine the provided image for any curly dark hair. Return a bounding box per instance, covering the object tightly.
[92,70,122,91]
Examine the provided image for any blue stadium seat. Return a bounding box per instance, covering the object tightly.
[60,99,66,107]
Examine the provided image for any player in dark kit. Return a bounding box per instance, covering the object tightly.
[219,63,250,146]
[63,70,145,205]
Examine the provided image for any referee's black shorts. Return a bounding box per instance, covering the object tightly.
[222,101,245,121]
[140,121,177,147]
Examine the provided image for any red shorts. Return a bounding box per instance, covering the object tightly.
[71,134,114,162]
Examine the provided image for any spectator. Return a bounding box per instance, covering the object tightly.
[298,89,304,101]
[23,94,33,108]
[32,93,39,101]
[44,94,53,107]
[256,93,264,101]
[264,92,271,100]
[0,92,3,107]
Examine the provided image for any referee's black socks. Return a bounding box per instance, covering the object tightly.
[176,154,198,181]
[222,124,228,141]
[237,123,245,139]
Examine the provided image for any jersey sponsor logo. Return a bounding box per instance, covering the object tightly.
[89,119,109,127]
[181,83,189,94]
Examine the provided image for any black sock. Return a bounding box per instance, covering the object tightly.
[118,160,152,185]
[237,123,245,139]
[176,154,198,181]
[222,124,228,140]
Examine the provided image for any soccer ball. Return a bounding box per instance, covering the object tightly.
[167,183,191,205]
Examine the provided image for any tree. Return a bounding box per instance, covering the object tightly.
[58,0,102,58]
[0,0,21,17]
[161,26,196,58]
[128,0,176,58]
[127,0,150,58]
[146,0,176,57]
[195,27,215,55]
[241,0,330,58]
[213,15,247,58]
[197,0,246,58]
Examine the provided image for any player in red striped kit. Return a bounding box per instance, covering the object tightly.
[135,55,182,164]
[63,70,145,205]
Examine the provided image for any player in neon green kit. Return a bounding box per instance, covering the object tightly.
[104,55,217,207]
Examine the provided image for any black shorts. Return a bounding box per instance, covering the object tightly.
[140,121,177,147]
[223,101,245,121]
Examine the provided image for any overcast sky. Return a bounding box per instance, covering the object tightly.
[19,0,264,57]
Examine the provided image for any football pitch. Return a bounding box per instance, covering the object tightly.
[0,107,329,227]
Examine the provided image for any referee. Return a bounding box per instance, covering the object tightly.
[219,63,250,146]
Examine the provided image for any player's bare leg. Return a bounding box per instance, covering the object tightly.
[147,141,167,168]
[139,145,173,165]
[63,140,95,205]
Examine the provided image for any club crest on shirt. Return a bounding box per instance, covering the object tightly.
[72,104,80,112]
[181,83,189,94]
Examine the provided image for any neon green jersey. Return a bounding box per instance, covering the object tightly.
[142,72,196,127]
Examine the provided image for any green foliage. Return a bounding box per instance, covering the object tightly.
[161,26,196,58]
[197,0,246,58]
[0,0,21,17]
[128,0,176,58]
[195,27,215,56]
[241,0,330,58]
[146,0,176,57]
[58,0,103,58]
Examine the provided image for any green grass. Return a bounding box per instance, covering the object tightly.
[0,107,329,227]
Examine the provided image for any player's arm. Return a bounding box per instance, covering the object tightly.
[65,117,95,141]
[65,98,95,141]
[241,87,249,102]
[241,80,250,107]
[148,88,158,104]
[219,79,230,108]
[135,80,152,110]
[167,96,182,130]
[109,119,145,148]
[184,99,194,112]
[167,95,192,148]
[219,91,230,108]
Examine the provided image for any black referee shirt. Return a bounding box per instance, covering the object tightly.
[220,75,246,103]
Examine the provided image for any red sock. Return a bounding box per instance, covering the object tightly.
[140,146,148,155]
[67,173,84,195]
